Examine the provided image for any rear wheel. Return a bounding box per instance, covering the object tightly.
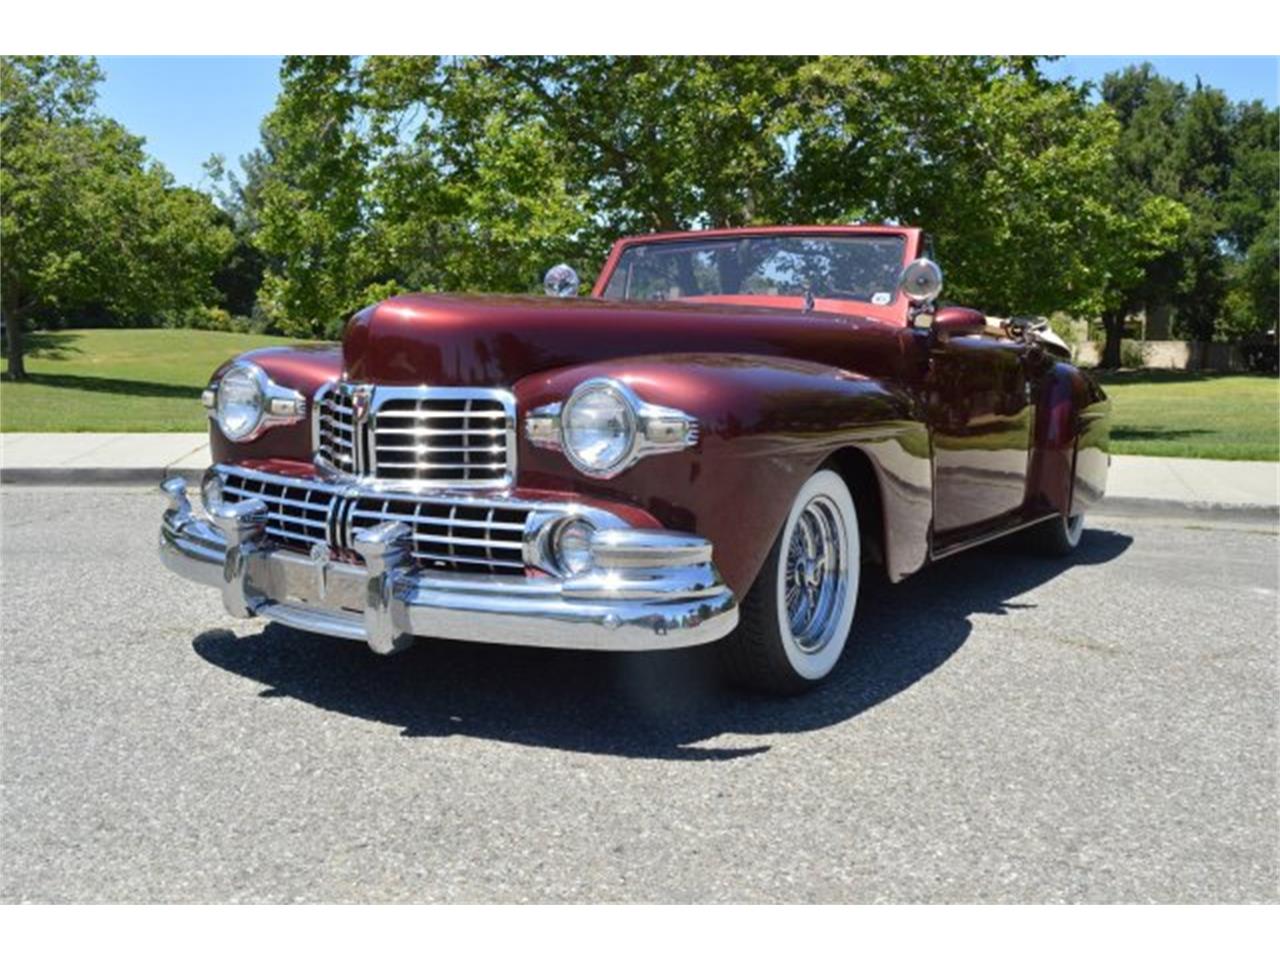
[720,469,861,695]
[1025,510,1085,556]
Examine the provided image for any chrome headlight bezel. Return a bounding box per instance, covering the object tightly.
[214,362,266,441]
[560,379,639,478]
[525,377,700,480]
[206,361,307,443]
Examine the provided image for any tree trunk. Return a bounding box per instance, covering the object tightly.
[1,300,27,381]
[1100,310,1124,370]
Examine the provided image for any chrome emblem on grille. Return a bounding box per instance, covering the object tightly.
[350,383,373,424]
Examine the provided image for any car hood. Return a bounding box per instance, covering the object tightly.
[343,293,915,386]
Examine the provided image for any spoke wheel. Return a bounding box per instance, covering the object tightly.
[783,494,849,655]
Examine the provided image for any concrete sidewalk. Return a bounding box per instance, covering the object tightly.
[1,432,1277,520]
[1098,454,1279,521]
[0,432,209,485]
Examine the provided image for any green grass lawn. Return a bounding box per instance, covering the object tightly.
[1,328,312,432]
[1097,370,1279,461]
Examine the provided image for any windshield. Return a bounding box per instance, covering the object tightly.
[601,234,907,305]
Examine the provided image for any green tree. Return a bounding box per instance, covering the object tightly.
[246,56,1143,338]
[786,56,1129,318]
[1219,100,1279,339]
[1095,66,1274,363]
[367,56,593,295]
[1,56,233,379]
[246,56,386,337]
[205,148,273,320]
[245,56,800,335]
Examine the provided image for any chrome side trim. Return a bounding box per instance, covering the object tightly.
[589,528,713,569]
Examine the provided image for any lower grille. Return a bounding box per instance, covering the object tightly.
[221,471,335,552]
[348,497,526,572]
[220,468,530,575]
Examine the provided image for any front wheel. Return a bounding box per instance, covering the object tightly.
[720,469,861,695]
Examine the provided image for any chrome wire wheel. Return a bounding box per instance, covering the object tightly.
[773,470,860,682]
[784,494,848,654]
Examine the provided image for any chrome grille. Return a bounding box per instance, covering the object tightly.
[315,384,358,473]
[348,496,526,572]
[218,467,529,576]
[221,470,336,552]
[314,383,515,488]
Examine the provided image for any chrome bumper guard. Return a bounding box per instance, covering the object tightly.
[158,476,738,653]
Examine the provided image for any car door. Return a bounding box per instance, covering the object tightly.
[925,331,1035,540]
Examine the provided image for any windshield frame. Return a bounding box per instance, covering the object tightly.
[592,226,921,313]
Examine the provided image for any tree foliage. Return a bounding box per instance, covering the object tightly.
[1095,65,1277,364]
[213,56,1280,354]
[5,55,1274,373]
[1,56,233,378]
[241,56,1152,337]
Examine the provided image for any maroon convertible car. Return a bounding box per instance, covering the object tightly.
[160,225,1110,693]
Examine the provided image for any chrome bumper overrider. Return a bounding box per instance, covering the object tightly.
[158,474,738,653]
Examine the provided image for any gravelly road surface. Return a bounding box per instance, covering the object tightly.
[1,487,1276,903]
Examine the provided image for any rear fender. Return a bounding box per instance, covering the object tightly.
[1026,362,1110,517]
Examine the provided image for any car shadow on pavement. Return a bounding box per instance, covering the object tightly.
[192,527,1133,761]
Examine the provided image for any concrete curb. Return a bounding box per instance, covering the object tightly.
[1,466,207,486]
[1090,497,1279,525]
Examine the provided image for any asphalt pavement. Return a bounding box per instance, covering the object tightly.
[1,486,1276,902]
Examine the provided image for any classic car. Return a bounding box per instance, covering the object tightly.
[159,225,1110,693]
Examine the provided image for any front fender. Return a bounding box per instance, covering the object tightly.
[514,353,932,595]
[208,344,343,464]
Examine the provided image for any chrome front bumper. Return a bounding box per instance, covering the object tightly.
[158,476,738,653]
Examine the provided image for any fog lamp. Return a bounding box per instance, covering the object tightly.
[553,517,596,576]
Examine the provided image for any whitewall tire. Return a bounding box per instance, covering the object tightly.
[1026,510,1085,556]
[720,469,861,694]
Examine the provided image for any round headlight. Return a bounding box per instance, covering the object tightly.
[216,363,265,441]
[553,517,596,576]
[561,381,636,476]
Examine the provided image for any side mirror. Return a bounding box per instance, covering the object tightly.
[898,258,944,306]
[543,263,580,298]
[932,306,988,339]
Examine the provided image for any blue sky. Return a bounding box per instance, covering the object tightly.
[96,55,1278,189]
[1043,55,1278,104]
[97,56,283,190]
